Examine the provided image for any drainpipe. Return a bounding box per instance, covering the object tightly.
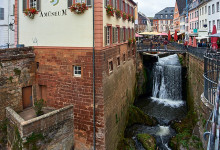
[92,0,96,149]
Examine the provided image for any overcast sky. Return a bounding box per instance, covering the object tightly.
[134,0,176,17]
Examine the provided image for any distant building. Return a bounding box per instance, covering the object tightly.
[173,0,187,32]
[153,7,174,33]
[0,0,15,48]
[207,0,220,34]
[197,0,209,38]
[188,0,199,36]
[136,12,152,33]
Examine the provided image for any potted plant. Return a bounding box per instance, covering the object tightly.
[132,16,135,23]
[115,9,121,19]
[133,38,136,45]
[128,38,132,46]
[122,12,127,20]
[128,15,131,22]
[24,8,38,19]
[70,3,88,14]
[34,99,46,116]
[106,5,114,16]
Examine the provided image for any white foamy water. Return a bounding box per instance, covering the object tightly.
[151,97,185,108]
[156,126,170,136]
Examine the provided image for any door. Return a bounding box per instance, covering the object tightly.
[22,86,33,109]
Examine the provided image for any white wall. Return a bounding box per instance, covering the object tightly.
[0,0,15,48]
[198,2,208,37]
[18,0,93,47]
[207,0,220,34]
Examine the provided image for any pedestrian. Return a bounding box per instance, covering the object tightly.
[155,42,158,51]
[164,39,168,51]
[157,42,161,50]
[150,40,153,50]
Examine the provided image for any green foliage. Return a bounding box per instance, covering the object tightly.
[12,127,22,150]
[115,113,120,124]
[14,68,21,77]
[127,105,156,127]
[0,119,8,145]
[34,99,46,116]
[8,76,13,83]
[137,133,156,150]
[24,132,44,150]
[128,38,132,47]
[117,137,136,150]
[179,57,183,65]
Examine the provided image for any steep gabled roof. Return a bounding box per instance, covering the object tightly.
[153,7,175,20]
[176,0,186,15]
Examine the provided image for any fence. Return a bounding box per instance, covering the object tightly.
[204,53,220,105]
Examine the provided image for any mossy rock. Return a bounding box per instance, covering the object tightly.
[137,133,156,150]
[127,105,157,127]
[117,138,136,150]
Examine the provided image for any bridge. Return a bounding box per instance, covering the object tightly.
[137,48,186,54]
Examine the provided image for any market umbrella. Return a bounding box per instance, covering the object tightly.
[157,32,168,36]
[168,30,171,41]
[211,25,218,50]
[174,30,178,42]
[135,33,143,37]
[188,37,192,46]
[192,37,197,47]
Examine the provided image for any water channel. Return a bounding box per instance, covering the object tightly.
[126,54,187,150]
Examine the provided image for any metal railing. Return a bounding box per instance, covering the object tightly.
[204,53,220,105]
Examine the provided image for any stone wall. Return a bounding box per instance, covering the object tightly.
[185,53,213,149]
[6,105,74,150]
[103,44,136,150]
[0,47,36,121]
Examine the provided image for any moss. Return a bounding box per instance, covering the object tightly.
[127,105,156,127]
[14,68,21,77]
[137,133,156,150]
[117,137,136,150]
[24,132,44,150]
[0,119,8,145]
[12,127,22,150]
[8,76,13,83]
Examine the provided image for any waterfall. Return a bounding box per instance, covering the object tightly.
[151,54,184,107]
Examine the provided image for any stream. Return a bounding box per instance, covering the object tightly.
[126,54,187,150]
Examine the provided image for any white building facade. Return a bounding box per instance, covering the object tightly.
[198,0,209,38]
[207,0,220,34]
[0,0,15,48]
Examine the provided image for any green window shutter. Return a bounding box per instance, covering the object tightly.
[37,0,41,11]
[23,0,27,11]
[68,0,73,8]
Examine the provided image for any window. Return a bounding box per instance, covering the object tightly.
[190,14,191,19]
[213,20,215,27]
[212,4,215,14]
[202,20,204,28]
[190,23,191,29]
[0,8,4,20]
[165,15,167,18]
[205,6,207,14]
[208,6,211,15]
[217,20,220,30]
[209,21,211,31]
[107,26,111,45]
[170,15,173,18]
[73,66,81,77]
[200,21,201,29]
[160,20,163,24]
[192,12,194,19]
[217,2,219,12]
[202,7,204,15]
[165,20,168,24]
[200,8,201,16]
[108,61,113,73]
[161,15,163,18]
[117,56,120,66]
[30,0,37,8]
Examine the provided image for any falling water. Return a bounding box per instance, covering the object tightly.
[152,54,184,107]
[126,54,187,150]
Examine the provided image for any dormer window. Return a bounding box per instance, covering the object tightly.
[170,15,173,18]
[161,15,163,18]
[166,15,167,18]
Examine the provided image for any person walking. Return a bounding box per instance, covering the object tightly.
[158,42,161,50]
[150,40,153,50]
[164,39,168,51]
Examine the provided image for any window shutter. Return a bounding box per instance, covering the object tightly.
[112,27,115,44]
[87,0,92,6]
[37,0,41,11]
[68,0,73,8]
[111,27,113,44]
[104,26,107,46]
[23,0,27,11]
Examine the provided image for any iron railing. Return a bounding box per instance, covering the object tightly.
[204,53,220,105]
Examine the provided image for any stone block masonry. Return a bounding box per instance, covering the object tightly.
[0,47,36,121]
[6,105,74,150]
